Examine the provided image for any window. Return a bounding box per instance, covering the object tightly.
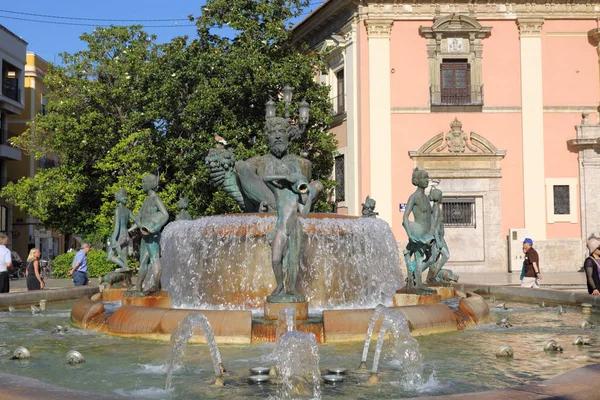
[442,197,476,228]
[441,60,471,105]
[545,178,578,223]
[553,185,570,215]
[419,15,491,109]
[334,155,345,203]
[335,69,345,114]
[41,96,47,115]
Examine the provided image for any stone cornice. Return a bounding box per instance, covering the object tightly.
[365,19,394,38]
[567,137,600,150]
[517,18,545,37]
[293,0,600,45]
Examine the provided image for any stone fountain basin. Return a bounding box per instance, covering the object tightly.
[70,288,489,343]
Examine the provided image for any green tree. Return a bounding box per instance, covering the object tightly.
[2,0,337,242]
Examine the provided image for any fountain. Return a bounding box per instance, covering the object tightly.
[165,313,225,389]
[276,331,321,399]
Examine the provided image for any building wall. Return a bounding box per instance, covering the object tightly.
[294,3,600,272]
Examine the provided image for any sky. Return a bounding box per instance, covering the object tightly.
[0,0,319,64]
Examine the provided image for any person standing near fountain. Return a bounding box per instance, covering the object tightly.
[107,189,138,271]
[132,174,169,294]
[0,234,13,293]
[25,248,44,290]
[583,236,600,295]
[402,168,436,295]
[68,243,90,286]
[521,238,542,288]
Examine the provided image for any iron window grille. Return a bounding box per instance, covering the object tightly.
[553,185,570,215]
[442,197,476,228]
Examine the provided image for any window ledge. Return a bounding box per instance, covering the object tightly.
[431,105,483,113]
[331,112,347,127]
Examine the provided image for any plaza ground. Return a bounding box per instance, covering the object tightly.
[5,271,589,293]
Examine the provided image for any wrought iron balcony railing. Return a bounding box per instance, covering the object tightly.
[2,78,20,102]
[430,85,483,106]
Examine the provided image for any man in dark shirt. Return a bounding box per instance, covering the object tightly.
[521,238,542,288]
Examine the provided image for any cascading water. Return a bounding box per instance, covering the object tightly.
[276,307,296,343]
[165,313,225,390]
[359,304,388,370]
[276,331,321,399]
[160,214,403,310]
[360,306,425,389]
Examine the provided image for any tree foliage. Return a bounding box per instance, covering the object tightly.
[2,0,337,243]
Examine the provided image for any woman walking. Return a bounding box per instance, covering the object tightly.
[26,248,44,291]
[584,237,600,296]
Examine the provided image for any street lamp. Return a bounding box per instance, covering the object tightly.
[265,99,276,119]
[298,99,309,126]
[282,84,293,118]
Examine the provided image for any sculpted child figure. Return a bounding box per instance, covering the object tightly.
[133,174,169,294]
[428,187,451,285]
[107,189,138,271]
[402,168,437,294]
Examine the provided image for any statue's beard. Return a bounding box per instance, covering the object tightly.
[269,142,287,158]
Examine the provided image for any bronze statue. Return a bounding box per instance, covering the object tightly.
[205,90,311,213]
[428,187,451,285]
[402,168,437,294]
[205,91,321,302]
[361,196,378,218]
[107,189,137,271]
[175,198,192,221]
[133,174,169,294]
[260,117,323,302]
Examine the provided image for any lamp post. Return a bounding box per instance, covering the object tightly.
[265,99,276,119]
[282,84,293,118]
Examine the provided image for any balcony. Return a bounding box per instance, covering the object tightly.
[430,85,483,111]
[2,78,20,102]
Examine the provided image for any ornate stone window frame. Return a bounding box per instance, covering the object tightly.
[316,34,347,125]
[544,178,578,224]
[419,14,491,110]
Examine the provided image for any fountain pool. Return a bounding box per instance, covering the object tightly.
[1,298,599,399]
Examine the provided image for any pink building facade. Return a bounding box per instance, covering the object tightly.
[294,1,600,273]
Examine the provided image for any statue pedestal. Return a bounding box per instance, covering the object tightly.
[264,301,308,321]
[122,291,172,308]
[432,286,455,300]
[392,293,441,307]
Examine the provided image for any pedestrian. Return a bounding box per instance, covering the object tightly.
[521,238,542,288]
[25,248,44,290]
[0,234,13,293]
[67,243,91,286]
[583,236,600,296]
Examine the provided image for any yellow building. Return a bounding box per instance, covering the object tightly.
[6,51,66,260]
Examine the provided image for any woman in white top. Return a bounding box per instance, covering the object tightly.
[0,234,13,293]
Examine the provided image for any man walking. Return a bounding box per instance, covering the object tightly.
[0,234,13,293]
[68,243,90,286]
[521,238,542,288]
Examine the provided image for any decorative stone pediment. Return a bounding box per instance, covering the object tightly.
[416,118,502,155]
[420,14,491,40]
[409,118,506,178]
